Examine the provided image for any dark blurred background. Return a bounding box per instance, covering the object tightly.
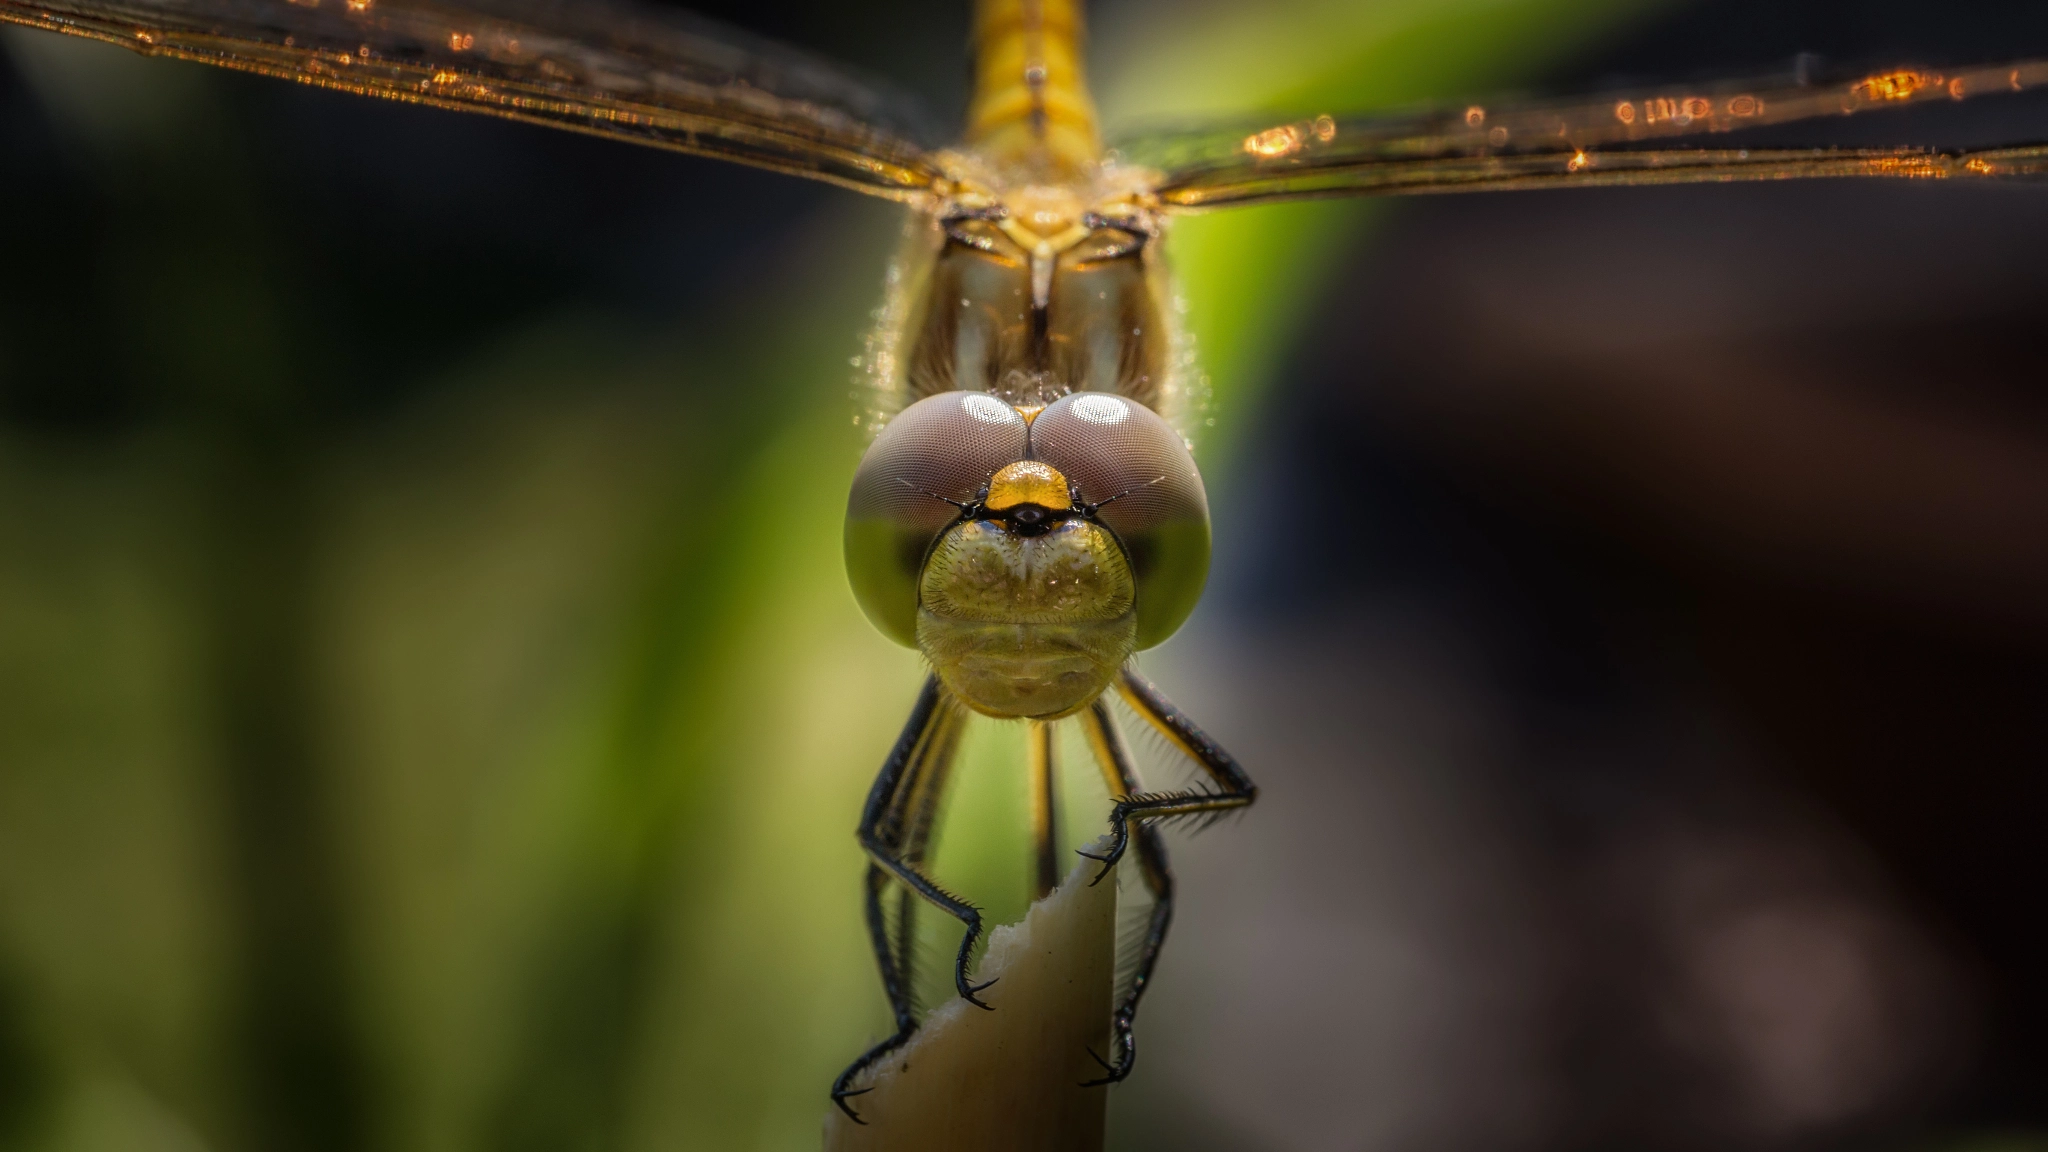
[0,0,2041,1150]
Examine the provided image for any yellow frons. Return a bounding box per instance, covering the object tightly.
[985,460,1072,511]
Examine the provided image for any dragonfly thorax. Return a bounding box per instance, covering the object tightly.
[902,174,1173,414]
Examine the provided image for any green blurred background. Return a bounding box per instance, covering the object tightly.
[0,0,2044,1150]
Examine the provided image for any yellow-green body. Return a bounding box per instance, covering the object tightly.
[847,0,1210,720]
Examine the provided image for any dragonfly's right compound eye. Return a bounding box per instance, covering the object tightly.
[845,391,1030,646]
[1030,392,1210,649]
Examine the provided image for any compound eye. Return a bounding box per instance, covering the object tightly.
[1030,392,1210,648]
[845,392,1030,645]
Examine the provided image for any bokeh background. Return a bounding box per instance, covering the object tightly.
[0,0,2043,1150]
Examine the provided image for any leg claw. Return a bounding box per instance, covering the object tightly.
[1079,1044,1128,1088]
[1077,844,1123,885]
[830,1087,872,1124]
[962,976,998,1010]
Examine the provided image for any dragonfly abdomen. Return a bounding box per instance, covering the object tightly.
[966,0,1102,176]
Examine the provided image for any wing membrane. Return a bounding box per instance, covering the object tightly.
[1126,58,2048,209]
[0,0,945,199]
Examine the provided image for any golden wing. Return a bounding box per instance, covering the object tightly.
[1121,59,2048,210]
[0,0,945,199]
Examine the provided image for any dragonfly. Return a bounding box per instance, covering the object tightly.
[10,0,2048,1123]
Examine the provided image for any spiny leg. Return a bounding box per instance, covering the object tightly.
[834,862,911,1122]
[1078,699,1175,1087]
[1079,668,1257,883]
[889,688,959,1004]
[863,709,988,1012]
[886,750,948,1024]
[1028,719,1061,901]
[831,676,976,1121]
[878,713,955,1052]
[833,684,949,1119]
[891,882,918,1017]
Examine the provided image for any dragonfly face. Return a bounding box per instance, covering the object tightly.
[844,388,1209,719]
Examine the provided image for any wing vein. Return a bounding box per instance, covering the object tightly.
[0,0,945,199]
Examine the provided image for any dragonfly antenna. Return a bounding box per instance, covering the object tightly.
[1086,475,1166,512]
[896,476,977,511]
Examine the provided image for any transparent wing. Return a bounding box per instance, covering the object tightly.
[0,0,945,199]
[1121,58,2048,210]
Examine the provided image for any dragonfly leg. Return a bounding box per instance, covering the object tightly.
[1028,719,1061,900]
[831,676,985,1121]
[1076,699,1175,1087]
[1079,668,1257,885]
[832,863,916,1122]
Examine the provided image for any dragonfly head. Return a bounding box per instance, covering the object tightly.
[845,391,1210,719]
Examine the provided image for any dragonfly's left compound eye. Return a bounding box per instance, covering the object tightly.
[845,392,1030,646]
[1030,393,1211,648]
